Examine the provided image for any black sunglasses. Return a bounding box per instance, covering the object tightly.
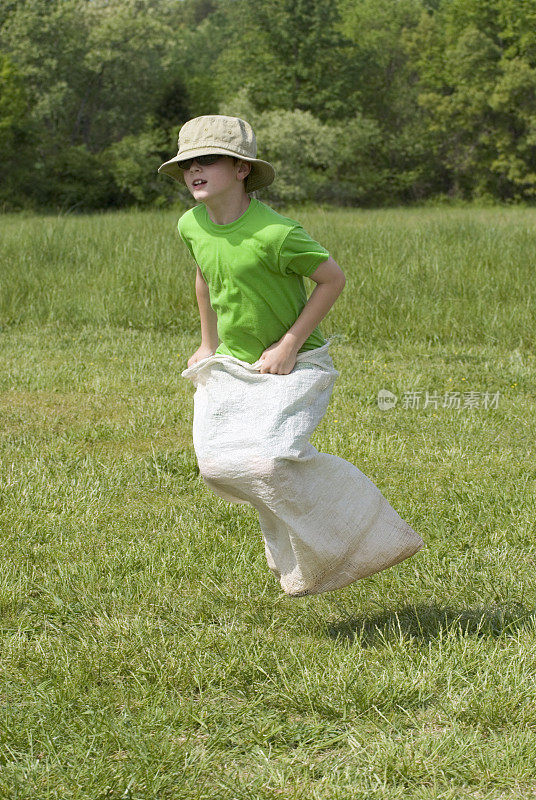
[176,154,226,170]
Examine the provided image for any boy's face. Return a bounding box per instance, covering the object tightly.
[182,156,251,202]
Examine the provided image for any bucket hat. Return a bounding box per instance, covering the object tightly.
[158,115,275,194]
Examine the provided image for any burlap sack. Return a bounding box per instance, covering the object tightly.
[182,343,423,596]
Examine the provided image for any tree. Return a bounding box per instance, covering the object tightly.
[0,0,192,208]
[337,0,435,200]
[210,0,360,120]
[0,54,33,208]
[409,0,536,200]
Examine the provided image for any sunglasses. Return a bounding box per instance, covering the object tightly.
[176,154,226,170]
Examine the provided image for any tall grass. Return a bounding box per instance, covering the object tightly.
[2,205,536,348]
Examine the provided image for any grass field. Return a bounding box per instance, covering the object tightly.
[1,206,535,799]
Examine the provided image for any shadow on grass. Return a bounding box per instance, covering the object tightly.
[326,602,536,646]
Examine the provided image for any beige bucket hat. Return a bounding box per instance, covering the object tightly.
[158,115,275,194]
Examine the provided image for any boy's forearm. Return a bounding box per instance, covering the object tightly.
[197,289,219,349]
[281,279,345,352]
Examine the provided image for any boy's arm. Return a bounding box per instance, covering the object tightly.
[259,256,345,375]
[187,266,219,367]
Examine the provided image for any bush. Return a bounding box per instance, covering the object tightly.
[104,127,179,207]
[219,91,388,206]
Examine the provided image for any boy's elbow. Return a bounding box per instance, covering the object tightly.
[328,256,345,292]
[310,257,345,293]
[326,271,345,298]
[335,270,346,294]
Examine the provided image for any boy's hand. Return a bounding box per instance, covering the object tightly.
[258,339,299,375]
[187,344,217,367]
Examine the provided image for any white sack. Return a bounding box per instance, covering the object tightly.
[181,342,423,597]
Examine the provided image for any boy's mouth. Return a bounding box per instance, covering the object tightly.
[192,179,207,187]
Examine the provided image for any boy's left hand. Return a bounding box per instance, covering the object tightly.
[258,339,299,375]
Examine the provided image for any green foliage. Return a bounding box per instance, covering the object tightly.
[249,108,342,205]
[217,95,387,205]
[104,128,176,207]
[264,110,385,206]
[27,145,114,211]
[409,0,536,200]
[2,0,536,207]
[0,53,26,141]
[0,54,33,209]
[337,0,424,127]
[489,57,536,198]
[0,0,190,210]
[213,0,359,120]
[81,0,183,149]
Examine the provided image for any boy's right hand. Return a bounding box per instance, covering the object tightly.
[187,344,217,367]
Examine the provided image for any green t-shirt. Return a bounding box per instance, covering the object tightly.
[178,198,329,363]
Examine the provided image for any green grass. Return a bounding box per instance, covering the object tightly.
[0,207,535,799]
[2,205,536,347]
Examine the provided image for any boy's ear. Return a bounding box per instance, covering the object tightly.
[236,159,252,181]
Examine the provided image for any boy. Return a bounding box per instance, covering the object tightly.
[158,115,423,597]
[159,114,345,375]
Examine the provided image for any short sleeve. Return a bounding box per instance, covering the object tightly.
[278,225,330,277]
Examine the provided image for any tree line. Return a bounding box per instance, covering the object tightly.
[1,0,536,211]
